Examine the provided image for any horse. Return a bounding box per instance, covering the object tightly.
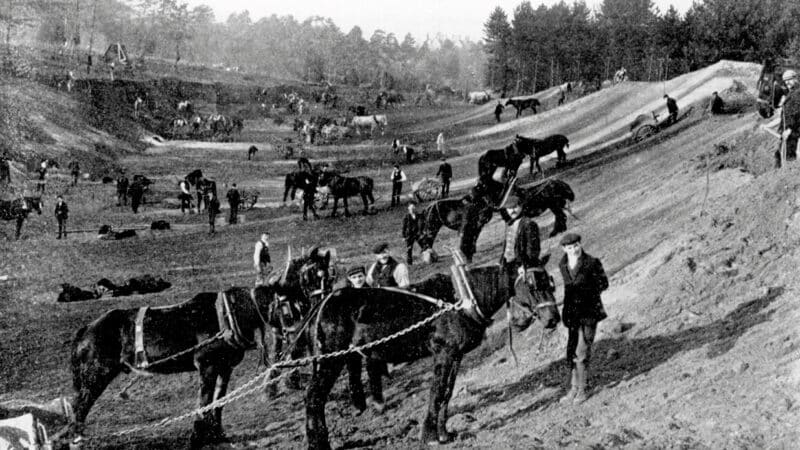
[391,139,415,164]
[467,91,491,104]
[247,145,258,160]
[376,91,403,109]
[476,141,531,203]
[417,179,575,262]
[283,167,323,204]
[316,171,374,217]
[0,196,43,239]
[505,97,541,117]
[350,115,387,136]
[69,248,332,448]
[513,134,570,174]
[305,260,561,449]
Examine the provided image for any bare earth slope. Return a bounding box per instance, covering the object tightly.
[1,61,798,449]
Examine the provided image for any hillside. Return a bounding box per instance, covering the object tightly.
[1,60,798,450]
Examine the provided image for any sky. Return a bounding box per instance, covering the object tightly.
[184,0,696,43]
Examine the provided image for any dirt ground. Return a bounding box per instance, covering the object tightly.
[1,60,799,449]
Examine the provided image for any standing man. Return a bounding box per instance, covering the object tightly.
[558,233,609,405]
[664,94,679,125]
[54,195,69,239]
[366,243,410,288]
[494,101,504,123]
[498,195,541,294]
[301,172,319,221]
[36,161,47,194]
[558,88,566,106]
[253,233,272,285]
[179,179,193,214]
[436,132,446,154]
[390,164,406,207]
[129,179,144,213]
[68,160,80,186]
[0,152,10,184]
[207,191,221,234]
[776,70,800,168]
[709,91,725,115]
[116,172,129,206]
[226,183,241,225]
[402,202,421,265]
[436,157,452,198]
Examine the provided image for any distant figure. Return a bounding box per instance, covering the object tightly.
[133,96,144,119]
[253,233,272,285]
[179,179,192,214]
[247,145,258,160]
[55,195,69,239]
[390,164,406,207]
[709,92,724,115]
[86,53,93,74]
[436,157,452,198]
[226,183,241,224]
[664,94,679,125]
[116,173,129,206]
[36,162,47,194]
[776,70,800,168]
[494,101,504,123]
[207,191,221,234]
[68,160,80,186]
[0,153,10,184]
[129,179,144,213]
[558,88,566,106]
[436,132,446,154]
[298,155,312,173]
[402,202,421,265]
[300,172,319,221]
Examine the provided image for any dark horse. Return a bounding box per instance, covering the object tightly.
[283,166,322,204]
[514,134,570,174]
[69,248,332,448]
[505,97,541,117]
[476,141,532,203]
[316,171,374,217]
[418,179,575,261]
[305,260,561,449]
[0,196,43,239]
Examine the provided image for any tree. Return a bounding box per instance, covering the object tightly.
[484,6,512,91]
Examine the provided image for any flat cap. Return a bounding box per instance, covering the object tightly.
[560,233,582,246]
[373,243,390,254]
[347,265,365,276]
[504,195,521,209]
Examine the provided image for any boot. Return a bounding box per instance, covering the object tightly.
[572,362,588,404]
[559,368,577,404]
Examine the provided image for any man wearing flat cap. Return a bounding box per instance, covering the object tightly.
[499,195,541,294]
[366,243,410,288]
[558,233,609,405]
[346,265,367,288]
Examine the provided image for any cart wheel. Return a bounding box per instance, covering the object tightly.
[415,179,441,202]
[633,124,657,142]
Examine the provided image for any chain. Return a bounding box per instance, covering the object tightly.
[87,301,459,442]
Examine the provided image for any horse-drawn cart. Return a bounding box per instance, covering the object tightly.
[630,106,694,143]
[412,177,441,202]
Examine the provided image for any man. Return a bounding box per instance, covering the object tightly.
[54,195,69,239]
[494,101,504,123]
[498,195,541,294]
[300,172,319,221]
[664,94,679,125]
[116,172,129,206]
[436,157,452,198]
[346,265,367,288]
[253,233,272,285]
[298,154,312,173]
[436,132,446,154]
[402,203,421,265]
[207,191,221,234]
[179,179,192,214]
[776,69,800,168]
[390,164,406,207]
[558,233,609,405]
[0,152,10,184]
[226,183,241,225]
[558,88,566,106]
[710,91,725,115]
[366,243,410,288]
[36,161,47,194]
[68,160,80,186]
[129,179,144,213]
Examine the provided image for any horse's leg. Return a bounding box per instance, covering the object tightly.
[420,348,456,444]
[536,157,543,176]
[211,363,236,441]
[360,193,369,215]
[330,196,339,218]
[265,330,281,397]
[551,204,568,237]
[366,358,386,410]
[436,354,462,443]
[558,145,567,165]
[346,355,367,412]
[71,360,121,436]
[15,216,23,239]
[307,359,346,450]
[343,196,350,217]
[192,362,218,448]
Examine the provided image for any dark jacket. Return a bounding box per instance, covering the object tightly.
[666,97,678,114]
[226,188,241,206]
[208,197,221,216]
[783,89,800,133]
[117,176,129,194]
[371,257,399,287]
[54,201,68,220]
[559,252,609,328]
[499,213,541,268]
[436,162,452,180]
[402,212,421,240]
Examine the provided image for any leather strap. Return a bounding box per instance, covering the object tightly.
[134,306,149,369]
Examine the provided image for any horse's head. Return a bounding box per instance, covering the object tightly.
[513,135,536,156]
[509,254,560,331]
[317,170,336,189]
[278,246,335,305]
[26,197,43,214]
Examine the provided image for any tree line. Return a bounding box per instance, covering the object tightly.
[485,0,800,94]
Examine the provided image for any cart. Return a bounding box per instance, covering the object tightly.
[412,177,441,202]
[631,106,694,143]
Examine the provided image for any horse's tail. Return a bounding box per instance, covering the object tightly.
[71,325,89,391]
